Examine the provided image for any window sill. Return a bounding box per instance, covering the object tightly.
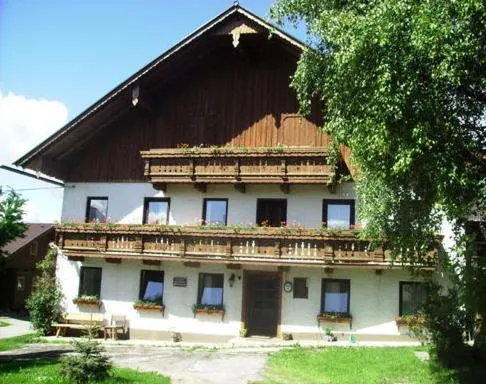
[317,314,352,324]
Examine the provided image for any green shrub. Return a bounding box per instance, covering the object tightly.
[26,246,63,335]
[60,337,112,383]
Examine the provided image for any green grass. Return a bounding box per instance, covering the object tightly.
[254,346,486,384]
[0,359,170,383]
[0,321,11,327]
[0,334,40,352]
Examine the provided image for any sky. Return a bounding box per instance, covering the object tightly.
[0,0,307,223]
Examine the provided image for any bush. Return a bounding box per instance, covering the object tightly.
[26,246,63,335]
[60,337,112,383]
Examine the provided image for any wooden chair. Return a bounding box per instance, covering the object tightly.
[103,315,127,340]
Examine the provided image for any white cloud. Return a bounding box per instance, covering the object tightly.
[0,89,68,164]
[0,89,68,223]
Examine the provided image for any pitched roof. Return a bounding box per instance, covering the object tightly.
[2,223,54,256]
[13,4,306,178]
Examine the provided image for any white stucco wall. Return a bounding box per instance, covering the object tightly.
[61,182,356,228]
[57,251,419,338]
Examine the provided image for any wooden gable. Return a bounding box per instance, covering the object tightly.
[14,5,334,182]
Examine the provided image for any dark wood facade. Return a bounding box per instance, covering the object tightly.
[1,224,55,311]
[65,39,328,182]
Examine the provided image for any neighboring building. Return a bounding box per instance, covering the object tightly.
[1,223,55,311]
[12,5,438,341]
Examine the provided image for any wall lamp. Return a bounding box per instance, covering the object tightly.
[229,273,236,288]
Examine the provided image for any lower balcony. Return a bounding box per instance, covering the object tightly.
[55,224,438,268]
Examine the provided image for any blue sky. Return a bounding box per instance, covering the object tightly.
[0,0,306,222]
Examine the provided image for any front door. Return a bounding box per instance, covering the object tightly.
[245,272,280,337]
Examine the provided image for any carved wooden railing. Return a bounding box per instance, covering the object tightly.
[56,224,438,268]
[140,147,334,186]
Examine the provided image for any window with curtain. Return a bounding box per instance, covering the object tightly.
[202,199,228,226]
[322,200,355,229]
[79,267,102,297]
[197,273,224,306]
[86,197,108,222]
[321,279,350,313]
[399,282,427,316]
[139,270,164,304]
[143,198,170,225]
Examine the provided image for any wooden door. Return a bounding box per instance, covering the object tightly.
[245,273,280,337]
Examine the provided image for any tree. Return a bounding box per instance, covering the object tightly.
[271,0,486,362]
[0,190,27,256]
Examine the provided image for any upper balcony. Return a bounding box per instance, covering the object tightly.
[56,223,438,269]
[140,147,335,192]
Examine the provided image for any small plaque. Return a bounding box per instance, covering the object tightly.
[173,277,187,287]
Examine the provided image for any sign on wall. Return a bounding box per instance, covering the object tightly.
[173,277,187,287]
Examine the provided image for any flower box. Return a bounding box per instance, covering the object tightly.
[73,297,102,308]
[395,314,424,328]
[317,313,352,324]
[133,303,165,315]
[192,305,225,319]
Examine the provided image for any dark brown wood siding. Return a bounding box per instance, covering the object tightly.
[67,37,328,182]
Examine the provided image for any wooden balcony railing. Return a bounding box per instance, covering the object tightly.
[56,224,438,268]
[140,147,334,190]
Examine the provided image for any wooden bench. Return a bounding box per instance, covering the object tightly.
[53,313,105,337]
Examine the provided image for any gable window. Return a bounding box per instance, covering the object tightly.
[256,199,287,227]
[86,197,108,223]
[321,279,350,314]
[293,277,308,299]
[30,241,38,256]
[399,282,427,316]
[197,273,224,306]
[139,270,164,304]
[202,199,228,226]
[143,198,170,225]
[322,200,355,229]
[79,267,102,297]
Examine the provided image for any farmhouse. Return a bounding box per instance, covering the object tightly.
[13,5,438,341]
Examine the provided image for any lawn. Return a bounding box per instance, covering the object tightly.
[255,346,486,384]
[0,334,40,352]
[0,321,11,327]
[0,359,170,383]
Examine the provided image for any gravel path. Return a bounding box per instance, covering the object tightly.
[0,343,269,384]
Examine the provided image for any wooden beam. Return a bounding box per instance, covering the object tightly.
[280,183,290,194]
[234,183,246,193]
[227,263,242,270]
[184,261,200,268]
[153,182,167,192]
[143,259,161,266]
[105,258,122,264]
[194,183,207,193]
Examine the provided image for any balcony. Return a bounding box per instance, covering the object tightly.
[56,224,438,269]
[140,147,334,192]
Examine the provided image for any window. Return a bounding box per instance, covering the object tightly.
[143,198,170,225]
[293,278,308,299]
[202,199,228,226]
[399,282,427,316]
[79,267,102,297]
[322,200,355,228]
[30,241,38,256]
[16,275,25,292]
[256,199,287,227]
[197,273,224,306]
[321,279,350,314]
[86,197,108,223]
[139,270,164,304]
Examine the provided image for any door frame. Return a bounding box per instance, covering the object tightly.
[241,270,283,337]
